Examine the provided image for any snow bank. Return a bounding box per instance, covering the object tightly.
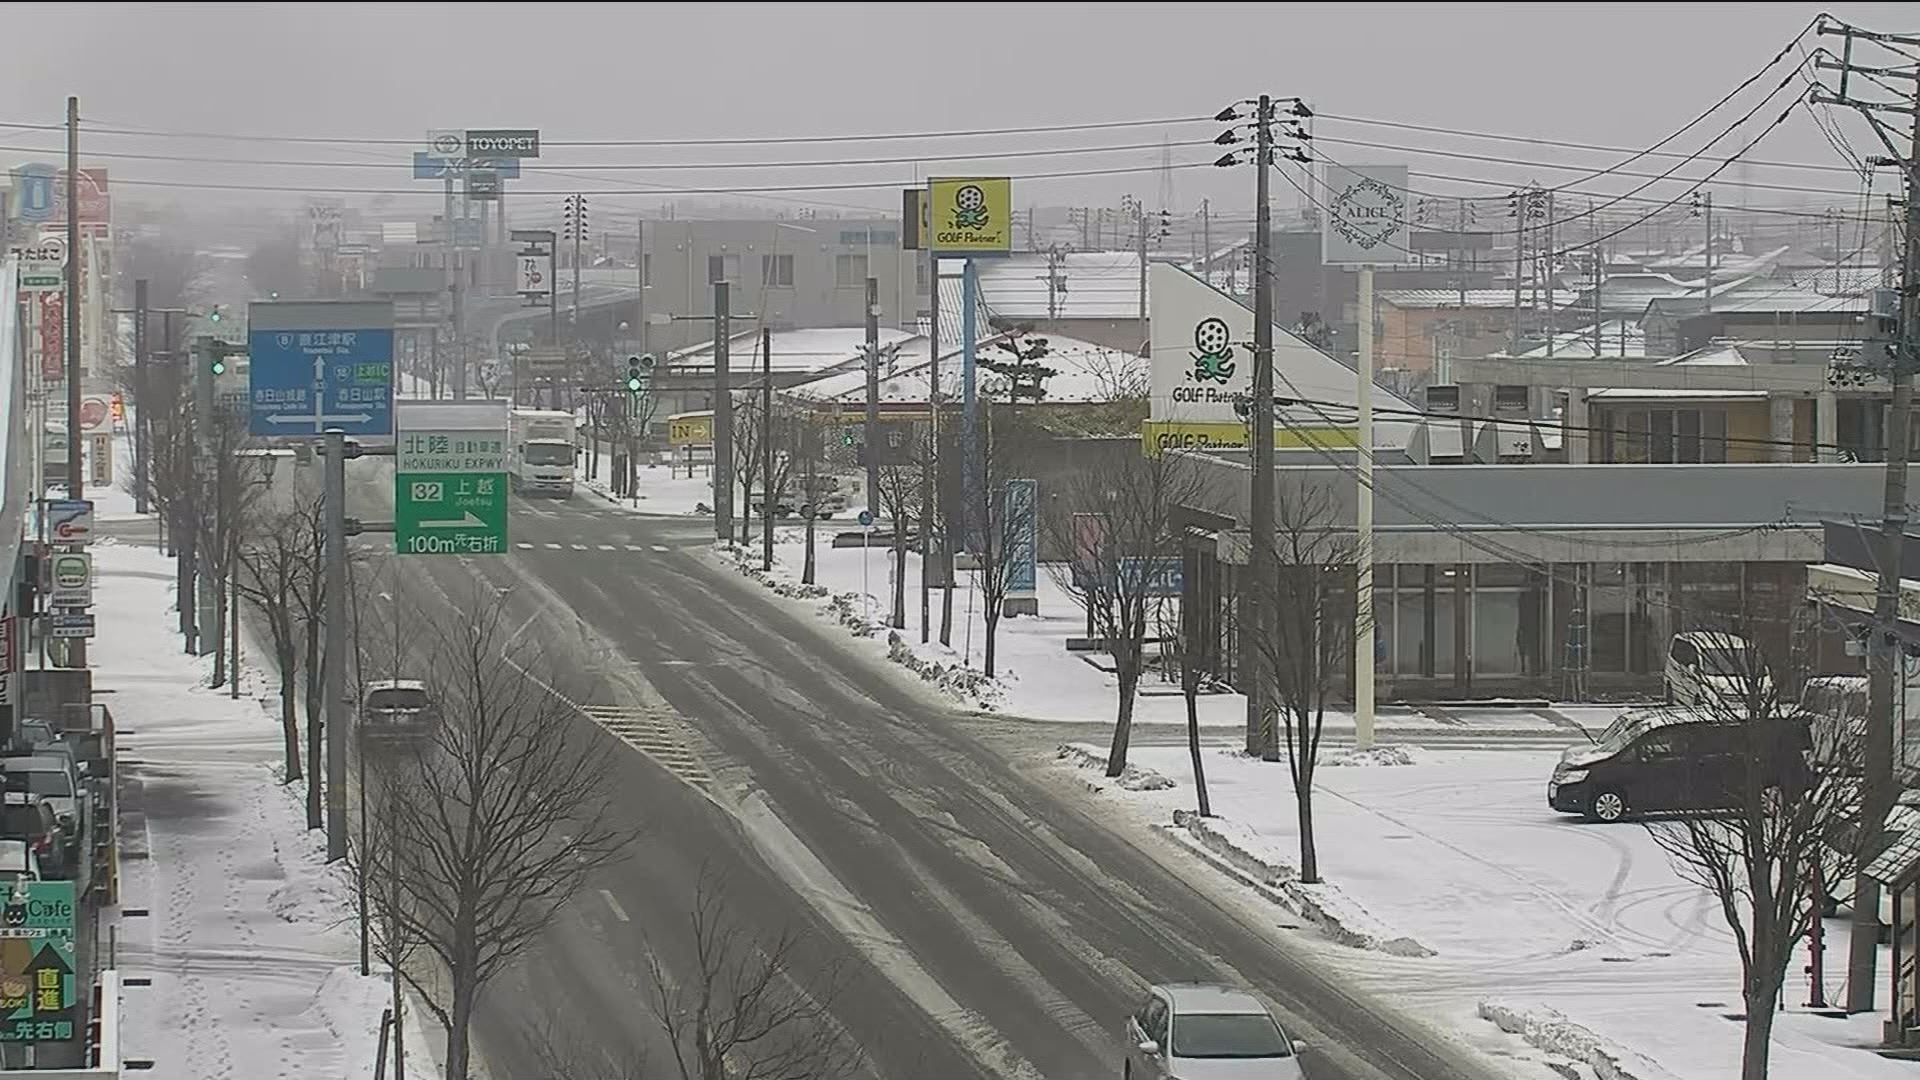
[1477,1000,1679,1080]
[1169,809,1435,958]
[1055,743,1176,792]
[1321,744,1422,767]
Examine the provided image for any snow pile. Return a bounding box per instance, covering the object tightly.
[1477,1001,1678,1080]
[716,542,833,600]
[1055,743,1176,792]
[1321,744,1422,767]
[1169,809,1434,958]
[888,632,1002,708]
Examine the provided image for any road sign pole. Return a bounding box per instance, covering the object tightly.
[324,429,348,862]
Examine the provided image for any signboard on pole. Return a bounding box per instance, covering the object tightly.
[0,881,78,1043]
[0,615,14,709]
[46,614,93,639]
[88,435,111,486]
[52,169,109,230]
[465,170,500,201]
[1320,163,1412,266]
[927,177,1011,254]
[394,401,510,556]
[247,300,396,436]
[426,129,466,159]
[516,251,552,301]
[1004,478,1037,601]
[411,153,521,181]
[40,500,91,544]
[463,129,540,158]
[668,413,714,447]
[47,553,89,608]
[36,293,62,382]
[9,164,56,223]
[901,187,928,250]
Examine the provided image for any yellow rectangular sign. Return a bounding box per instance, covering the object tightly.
[668,412,714,447]
[928,177,1011,253]
[1141,420,1358,457]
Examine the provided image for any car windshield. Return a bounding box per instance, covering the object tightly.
[9,772,71,799]
[1170,1013,1291,1059]
[1595,715,1649,754]
[524,443,573,466]
[366,689,430,712]
[1700,645,1754,677]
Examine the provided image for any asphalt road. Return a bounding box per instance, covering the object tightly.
[346,472,1505,1080]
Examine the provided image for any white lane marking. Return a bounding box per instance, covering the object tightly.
[515,542,534,550]
[570,543,589,551]
[600,889,631,923]
[544,543,564,550]
[651,545,671,553]
[598,544,617,551]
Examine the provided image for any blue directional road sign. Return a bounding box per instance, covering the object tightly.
[247,300,396,436]
[411,153,522,181]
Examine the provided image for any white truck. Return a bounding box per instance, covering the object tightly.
[509,408,578,497]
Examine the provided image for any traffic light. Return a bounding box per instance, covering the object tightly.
[209,345,227,377]
[207,306,222,324]
[625,355,644,393]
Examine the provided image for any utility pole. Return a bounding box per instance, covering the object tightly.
[864,277,881,513]
[636,218,648,360]
[1136,206,1150,351]
[1811,15,1920,1016]
[64,96,85,667]
[323,430,348,862]
[1249,95,1276,759]
[564,195,587,349]
[713,281,733,543]
[133,279,149,515]
[761,326,774,572]
[1509,186,1529,355]
[933,259,952,648]
[1201,198,1211,284]
[1544,189,1557,357]
[1697,190,1715,313]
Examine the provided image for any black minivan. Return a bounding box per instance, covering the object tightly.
[1548,708,1812,823]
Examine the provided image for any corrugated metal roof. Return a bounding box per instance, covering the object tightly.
[1380,289,1579,310]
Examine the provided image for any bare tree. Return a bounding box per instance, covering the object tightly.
[1641,615,1861,1080]
[1156,559,1213,818]
[375,589,631,1080]
[232,492,324,784]
[1254,479,1364,885]
[1045,449,1201,776]
[959,410,1040,678]
[874,455,921,631]
[522,1015,648,1080]
[645,874,865,1080]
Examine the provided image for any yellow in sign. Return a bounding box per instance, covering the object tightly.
[928,177,1011,253]
[668,411,714,447]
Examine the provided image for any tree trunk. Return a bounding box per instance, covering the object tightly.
[1106,658,1140,777]
[803,509,817,585]
[277,639,302,783]
[211,560,228,688]
[1186,680,1211,817]
[446,968,476,1080]
[891,526,908,629]
[303,622,322,830]
[985,608,1001,677]
[1296,779,1320,884]
[1740,975,1780,1080]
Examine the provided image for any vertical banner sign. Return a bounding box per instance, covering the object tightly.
[1319,164,1413,267]
[927,177,1012,254]
[36,293,62,382]
[0,614,13,709]
[517,251,553,300]
[0,881,78,1043]
[1005,478,1038,600]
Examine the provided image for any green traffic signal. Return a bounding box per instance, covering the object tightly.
[208,307,222,323]
[210,358,227,376]
[625,375,643,392]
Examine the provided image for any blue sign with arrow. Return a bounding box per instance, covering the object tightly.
[248,327,395,436]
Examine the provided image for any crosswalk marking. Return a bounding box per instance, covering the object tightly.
[578,704,713,786]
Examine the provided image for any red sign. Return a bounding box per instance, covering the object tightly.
[51,169,109,228]
[78,399,107,432]
[109,394,124,422]
[36,293,62,382]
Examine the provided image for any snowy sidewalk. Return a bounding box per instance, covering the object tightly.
[98,538,434,1080]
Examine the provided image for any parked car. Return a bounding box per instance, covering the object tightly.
[1124,984,1306,1080]
[0,793,69,880]
[0,757,82,859]
[360,680,437,741]
[1664,631,1773,708]
[1549,707,1812,823]
[0,839,43,891]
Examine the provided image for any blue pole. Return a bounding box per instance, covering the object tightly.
[961,257,979,552]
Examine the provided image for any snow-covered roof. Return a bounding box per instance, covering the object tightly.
[1516,321,1649,360]
[786,332,1145,407]
[1657,343,1751,367]
[666,326,915,374]
[1380,289,1578,310]
[937,252,1148,322]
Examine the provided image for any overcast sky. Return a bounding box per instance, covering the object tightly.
[1,2,1914,225]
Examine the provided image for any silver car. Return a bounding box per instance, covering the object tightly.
[1124,984,1306,1079]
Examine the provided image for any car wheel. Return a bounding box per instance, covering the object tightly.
[1587,788,1627,823]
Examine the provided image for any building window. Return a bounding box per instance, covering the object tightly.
[707,253,740,284]
[1603,407,1728,464]
[836,253,868,288]
[839,229,898,247]
[762,253,794,288]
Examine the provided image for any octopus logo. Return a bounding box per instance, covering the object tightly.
[1190,317,1236,384]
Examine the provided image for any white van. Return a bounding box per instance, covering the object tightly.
[1663,631,1773,709]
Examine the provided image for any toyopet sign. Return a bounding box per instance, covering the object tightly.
[0,881,78,1044]
[927,177,1011,254]
[465,129,540,158]
[394,401,510,556]
[48,554,89,608]
[1320,163,1412,267]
